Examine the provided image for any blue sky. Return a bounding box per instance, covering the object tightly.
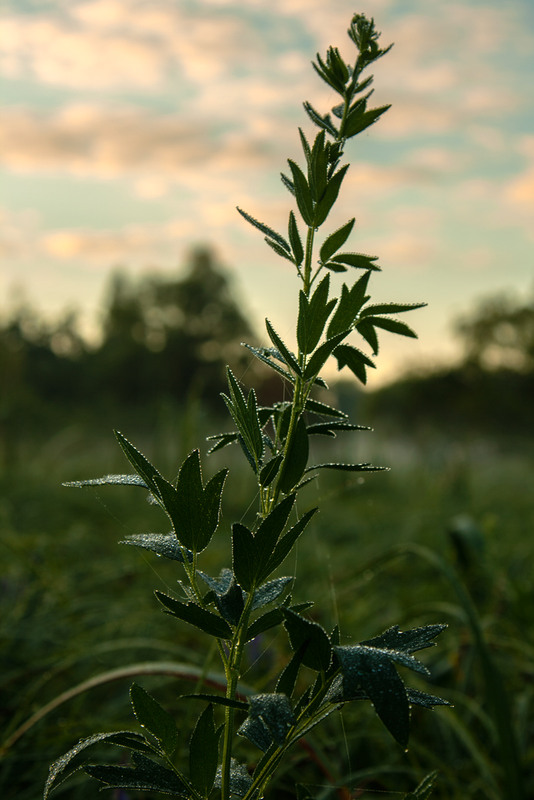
[1,0,533,384]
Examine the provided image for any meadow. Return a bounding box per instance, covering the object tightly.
[1,403,532,799]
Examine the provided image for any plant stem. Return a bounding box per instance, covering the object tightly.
[220,590,256,800]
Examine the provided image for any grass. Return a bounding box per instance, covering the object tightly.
[1,406,532,799]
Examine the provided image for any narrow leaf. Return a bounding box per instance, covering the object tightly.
[189,704,220,797]
[130,683,178,756]
[288,210,304,266]
[265,319,302,375]
[120,533,192,563]
[232,523,256,592]
[237,207,291,252]
[114,431,164,498]
[360,302,427,316]
[155,592,232,639]
[288,159,314,226]
[319,219,355,263]
[314,164,349,227]
[303,331,348,380]
[364,316,418,338]
[85,752,189,795]
[277,416,309,494]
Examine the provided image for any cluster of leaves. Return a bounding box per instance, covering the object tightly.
[45,13,447,800]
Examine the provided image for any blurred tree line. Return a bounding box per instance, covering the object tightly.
[1,244,533,463]
[0,248,257,455]
[368,289,534,438]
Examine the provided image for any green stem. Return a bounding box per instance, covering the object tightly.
[220,590,256,800]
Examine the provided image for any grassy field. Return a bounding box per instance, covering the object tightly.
[1,405,532,799]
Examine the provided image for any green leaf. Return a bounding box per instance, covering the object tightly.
[330,252,380,270]
[297,275,335,354]
[314,164,349,227]
[44,731,156,800]
[360,302,427,316]
[189,704,221,797]
[254,495,296,583]
[120,533,193,563]
[303,331,348,380]
[63,474,148,489]
[259,453,284,487]
[276,643,308,698]
[252,576,293,610]
[283,609,332,672]
[356,318,379,354]
[232,523,256,592]
[181,694,248,711]
[155,592,232,639]
[288,159,314,226]
[277,416,309,494]
[130,683,178,756]
[214,759,253,797]
[361,624,448,654]
[306,421,371,436]
[288,210,304,266]
[237,715,272,751]
[309,130,328,201]
[334,343,376,384]
[265,319,302,375]
[303,101,338,137]
[114,431,164,499]
[304,462,387,474]
[364,316,418,338]
[305,398,347,419]
[407,688,451,710]
[245,601,313,642]
[265,236,295,263]
[206,431,239,455]
[344,104,391,139]
[237,207,291,253]
[85,752,189,796]
[327,272,371,336]
[243,344,296,384]
[249,693,295,745]
[334,645,410,747]
[268,508,319,575]
[319,219,355,263]
[223,368,264,468]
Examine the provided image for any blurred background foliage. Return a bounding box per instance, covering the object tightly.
[1,250,533,798]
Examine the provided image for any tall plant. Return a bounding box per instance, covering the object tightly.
[45,14,448,800]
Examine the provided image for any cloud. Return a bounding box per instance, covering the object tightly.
[0,1,266,90]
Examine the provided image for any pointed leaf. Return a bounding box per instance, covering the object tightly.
[85,752,189,795]
[277,416,309,494]
[259,453,284,487]
[364,316,418,338]
[288,159,314,226]
[320,219,355,263]
[63,474,148,489]
[276,643,308,698]
[335,645,410,747]
[327,273,371,336]
[303,101,338,137]
[288,210,304,266]
[265,236,295,263]
[237,715,272,751]
[155,592,232,639]
[252,576,293,611]
[266,507,317,578]
[120,533,193,563]
[237,207,290,253]
[303,331,348,380]
[254,494,296,583]
[265,319,302,375]
[243,344,296,384]
[283,609,331,672]
[305,398,347,419]
[181,694,248,711]
[44,732,156,800]
[249,693,295,745]
[361,624,448,654]
[331,252,380,270]
[356,318,379,354]
[232,523,256,592]
[314,164,349,227]
[114,431,164,498]
[130,683,178,756]
[189,704,221,796]
[360,302,427,317]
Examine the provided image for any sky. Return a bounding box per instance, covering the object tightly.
[1,0,533,386]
